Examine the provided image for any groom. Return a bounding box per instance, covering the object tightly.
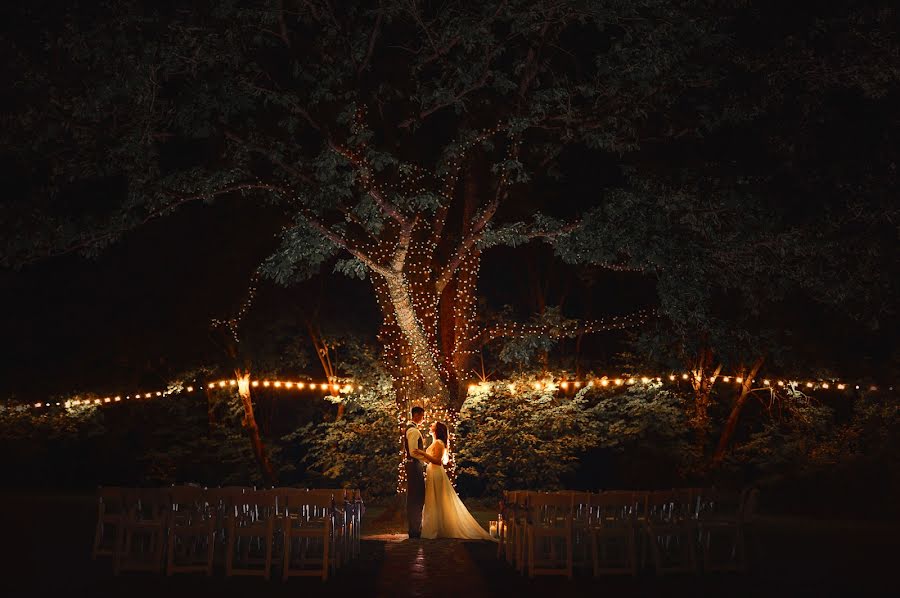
[403,406,427,539]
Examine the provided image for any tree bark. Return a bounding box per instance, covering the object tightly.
[712,356,765,465]
[236,371,276,485]
[383,272,450,404]
[689,348,721,455]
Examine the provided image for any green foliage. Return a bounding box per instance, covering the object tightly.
[454,378,597,495]
[290,369,398,496]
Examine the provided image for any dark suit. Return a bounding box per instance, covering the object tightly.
[403,422,425,537]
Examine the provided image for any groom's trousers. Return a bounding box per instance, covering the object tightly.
[406,459,425,537]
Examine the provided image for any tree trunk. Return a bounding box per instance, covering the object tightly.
[689,348,721,455]
[235,371,276,485]
[383,272,450,404]
[712,356,765,465]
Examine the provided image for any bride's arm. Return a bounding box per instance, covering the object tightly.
[412,448,443,466]
[414,441,444,466]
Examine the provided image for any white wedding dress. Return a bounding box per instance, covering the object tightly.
[421,439,495,541]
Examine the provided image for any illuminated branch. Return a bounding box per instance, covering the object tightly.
[297,207,388,277]
[330,141,409,226]
[391,216,418,272]
[476,308,656,345]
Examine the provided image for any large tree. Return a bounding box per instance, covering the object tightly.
[2,0,722,408]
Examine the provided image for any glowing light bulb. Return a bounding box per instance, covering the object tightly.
[806,382,813,388]
[186,386,193,392]
[297,382,305,389]
[145,393,151,398]
[837,384,845,390]
[736,378,743,384]
[274,381,282,388]
[533,382,541,390]
[285,381,293,388]
[263,380,270,387]
[681,374,689,380]
[229,380,236,386]
[822,383,829,389]
[252,381,259,387]
[574,381,581,388]
[615,379,623,386]
[641,377,649,383]
[669,375,676,381]
[468,384,477,392]
[561,381,569,389]
[764,380,770,385]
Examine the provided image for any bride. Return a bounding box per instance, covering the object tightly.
[413,421,495,541]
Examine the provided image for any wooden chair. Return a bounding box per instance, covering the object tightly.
[643,490,697,575]
[497,491,513,561]
[696,488,746,571]
[166,486,216,576]
[588,492,638,576]
[115,488,170,575]
[92,486,126,560]
[282,490,334,581]
[225,489,277,580]
[513,491,532,572]
[570,491,594,570]
[526,493,574,579]
[347,489,364,560]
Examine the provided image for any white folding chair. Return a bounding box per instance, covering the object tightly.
[225,489,277,580]
[643,490,697,574]
[282,490,334,581]
[166,486,216,576]
[92,486,126,560]
[526,492,574,579]
[115,488,169,575]
[588,491,638,576]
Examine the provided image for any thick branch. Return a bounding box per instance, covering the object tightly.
[391,216,418,272]
[330,142,408,226]
[357,10,383,75]
[298,207,388,277]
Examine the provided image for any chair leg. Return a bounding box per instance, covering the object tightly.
[225,523,234,577]
[527,530,534,578]
[264,520,273,581]
[322,531,330,581]
[166,527,175,576]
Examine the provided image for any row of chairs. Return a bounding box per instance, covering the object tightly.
[91,485,363,581]
[496,487,759,578]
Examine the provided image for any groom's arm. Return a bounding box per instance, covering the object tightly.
[406,428,427,462]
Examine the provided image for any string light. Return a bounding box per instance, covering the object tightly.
[25,377,357,410]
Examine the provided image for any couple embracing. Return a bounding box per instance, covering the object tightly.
[403,406,495,541]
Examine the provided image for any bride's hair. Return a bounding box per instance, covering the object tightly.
[434,421,449,446]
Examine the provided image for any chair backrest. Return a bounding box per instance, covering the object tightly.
[697,488,741,518]
[168,486,211,524]
[283,489,334,525]
[124,488,170,520]
[590,491,636,523]
[97,486,126,517]
[529,492,574,526]
[571,491,593,522]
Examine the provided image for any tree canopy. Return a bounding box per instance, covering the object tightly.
[2,0,897,409]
